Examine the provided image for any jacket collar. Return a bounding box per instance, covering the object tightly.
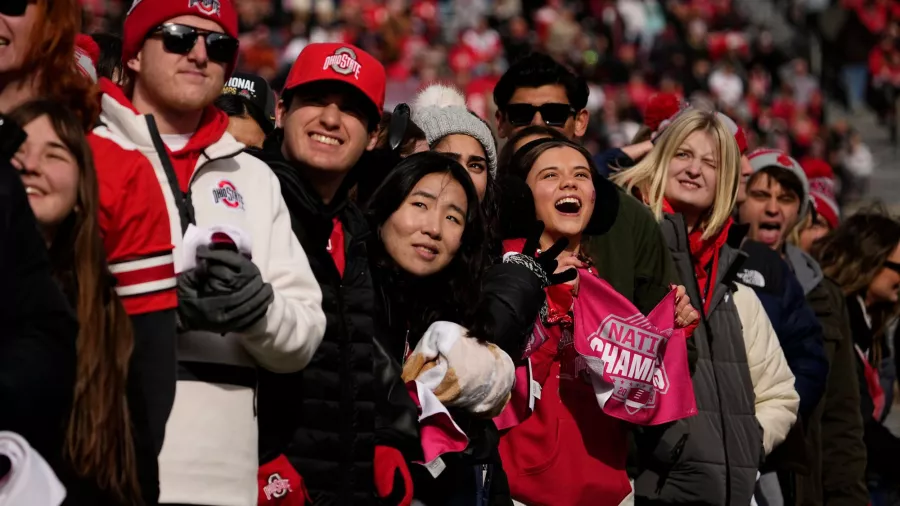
[98,78,242,160]
[783,244,824,295]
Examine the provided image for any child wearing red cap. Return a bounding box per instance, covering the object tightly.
[98,1,329,505]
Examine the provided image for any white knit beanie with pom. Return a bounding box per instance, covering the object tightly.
[412,84,498,177]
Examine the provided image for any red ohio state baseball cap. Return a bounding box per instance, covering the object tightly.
[282,43,386,126]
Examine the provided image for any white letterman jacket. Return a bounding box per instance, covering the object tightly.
[98,88,326,506]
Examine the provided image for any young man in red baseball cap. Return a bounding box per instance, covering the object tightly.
[98,1,328,505]
[252,43,418,506]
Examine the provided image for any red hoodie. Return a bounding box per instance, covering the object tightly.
[498,239,632,506]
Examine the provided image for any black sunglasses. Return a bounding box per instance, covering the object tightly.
[505,103,576,127]
[151,23,239,64]
[885,261,900,274]
[1,0,29,17]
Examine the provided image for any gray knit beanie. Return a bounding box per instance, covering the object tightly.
[412,84,498,177]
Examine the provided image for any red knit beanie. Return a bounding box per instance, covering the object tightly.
[810,189,840,229]
[122,0,239,75]
[75,34,100,83]
[643,93,682,132]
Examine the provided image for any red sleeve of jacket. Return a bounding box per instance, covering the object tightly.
[89,128,177,315]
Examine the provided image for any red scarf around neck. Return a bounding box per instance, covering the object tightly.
[661,200,732,313]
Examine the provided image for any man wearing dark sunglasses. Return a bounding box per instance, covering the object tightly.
[96,1,329,506]
[494,53,678,322]
[493,52,590,141]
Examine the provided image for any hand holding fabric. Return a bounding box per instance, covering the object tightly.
[176,246,274,333]
[673,284,699,330]
[402,321,515,418]
[373,445,412,506]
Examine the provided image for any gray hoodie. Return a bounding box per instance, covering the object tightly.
[785,244,824,295]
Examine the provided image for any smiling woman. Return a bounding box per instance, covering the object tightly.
[612,108,740,239]
[9,100,144,505]
[0,0,97,126]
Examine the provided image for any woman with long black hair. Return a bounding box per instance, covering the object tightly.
[366,152,505,505]
[11,100,152,505]
[367,151,571,505]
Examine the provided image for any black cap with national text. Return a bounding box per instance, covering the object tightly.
[221,72,276,134]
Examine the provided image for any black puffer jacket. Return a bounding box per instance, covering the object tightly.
[253,139,419,506]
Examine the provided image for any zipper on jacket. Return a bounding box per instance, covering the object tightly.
[679,217,734,504]
[337,277,353,503]
[145,115,244,234]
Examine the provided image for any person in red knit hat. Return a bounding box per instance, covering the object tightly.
[796,157,841,253]
[74,33,100,83]
[98,1,329,505]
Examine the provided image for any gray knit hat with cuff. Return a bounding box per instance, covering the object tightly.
[412,84,498,177]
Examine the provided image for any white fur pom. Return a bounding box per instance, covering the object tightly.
[414,84,466,111]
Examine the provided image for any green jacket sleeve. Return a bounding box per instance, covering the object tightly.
[583,189,678,313]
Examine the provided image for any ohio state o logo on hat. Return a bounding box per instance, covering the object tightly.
[323,47,363,79]
[188,0,222,16]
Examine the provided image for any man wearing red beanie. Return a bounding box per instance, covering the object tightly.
[249,43,418,506]
[98,1,329,505]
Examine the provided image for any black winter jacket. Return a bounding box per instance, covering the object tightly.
[0,160,76,467]
[372,253,546,506]
[253,140,419,506]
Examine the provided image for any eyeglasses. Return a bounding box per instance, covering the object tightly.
[151,23,239,64]
[505,103,577,127]
[885,261,900,274]
[1,0,29,17]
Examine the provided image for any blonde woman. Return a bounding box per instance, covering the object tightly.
[612,109,798,506]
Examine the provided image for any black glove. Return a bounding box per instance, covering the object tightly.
[177,246,274,333]
[508,221,577,287]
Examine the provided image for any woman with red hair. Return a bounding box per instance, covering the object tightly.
[0,0,96,124]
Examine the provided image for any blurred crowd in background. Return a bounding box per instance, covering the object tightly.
[79,0,895,204]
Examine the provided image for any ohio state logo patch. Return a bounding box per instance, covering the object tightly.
[323,47,362,79]
[188,0,221,17]
[211,180,245,210]
[264,473,292,500]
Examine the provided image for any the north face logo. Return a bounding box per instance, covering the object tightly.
[737,269,766,288]
[323,47,362,79]
[212,180,244,210]
[188,0,221,16]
